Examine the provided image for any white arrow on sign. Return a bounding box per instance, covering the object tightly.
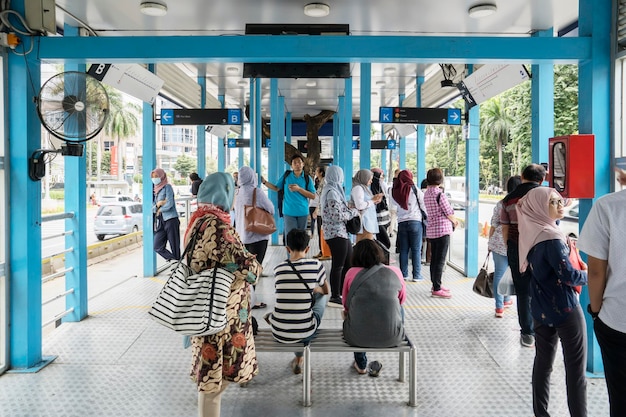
[449,112,459,122]
[162,112,172,122]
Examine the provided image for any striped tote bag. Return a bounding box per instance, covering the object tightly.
[149,262,235,336]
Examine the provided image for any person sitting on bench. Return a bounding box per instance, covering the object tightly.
[265,229,330,374]
[342,239,406,376]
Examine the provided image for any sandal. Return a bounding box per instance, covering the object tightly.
[353,361,367,375]
[252,302,267,309]
[368,361,383,377]
[291,358,302,375]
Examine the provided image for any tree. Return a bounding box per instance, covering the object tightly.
[480,97,513,188]
[102,87,141,181]
[174,154,196,178]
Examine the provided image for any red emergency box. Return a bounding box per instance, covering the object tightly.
[548,134,594,198]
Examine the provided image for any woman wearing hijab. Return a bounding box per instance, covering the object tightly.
[185,172,262,417]
[234,166,275,309]
[391,169,426,282]
[517,186,588,417]
[151,168,180,262]
[350,169,383,243]
[370,168,391,250]
[321,166,360,306]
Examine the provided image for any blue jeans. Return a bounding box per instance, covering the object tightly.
[507,240,534,336]
[492,252,511,309]
[397,220,423,280]
[283,215,308,240]
[295,292,328,358]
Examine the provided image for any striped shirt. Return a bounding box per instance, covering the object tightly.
[269,258,327,343]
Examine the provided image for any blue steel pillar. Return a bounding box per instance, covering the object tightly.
[579,0,611,375]
[337,98,345,174]
[416,77,426,182]
[359,63,372,169]
[269,79,280,244]
[343,78,353,192]
[63,25,88,323]
[398,94,406,170]
[217,95,226,174]
[7,8,50,369]
[464,66,480,278]
[253,80,262,175]
[143,64,157,277]
[531,30,554,167]
[197,78,207,176]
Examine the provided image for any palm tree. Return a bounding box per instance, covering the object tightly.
[480,97,513,188]
[102,86,141,181]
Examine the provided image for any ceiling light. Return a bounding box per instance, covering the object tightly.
[237,81,247,86]
[375,81,386,86]
[305,81,317,87]
[304,3,330,17]
[226,66,239,73]
[468,3,497,18]
[307,100,317,105]
[383,67,396,75]
[139,1,168,16]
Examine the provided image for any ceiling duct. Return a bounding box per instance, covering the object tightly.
[243,24,350,79]
[156,64,202,109]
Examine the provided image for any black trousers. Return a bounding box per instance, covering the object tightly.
[507,240,534,336]
[594,317,626,417]
[326,237,353,299]
[429,234,449,291]
[154,217,181,261]
[245,240,268,265]
[376,224,391,250]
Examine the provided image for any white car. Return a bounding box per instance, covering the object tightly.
[98,195,134,206]
[94,202,143,240]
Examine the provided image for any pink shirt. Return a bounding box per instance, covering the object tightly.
[342,265,406,312]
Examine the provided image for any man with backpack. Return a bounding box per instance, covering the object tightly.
[263,154,316,241]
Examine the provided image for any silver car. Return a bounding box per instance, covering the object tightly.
[94,202,143,241]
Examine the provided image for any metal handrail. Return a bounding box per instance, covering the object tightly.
[41,212,75,222]
[41,230,74,241]
[42,288,74,306]
[42,267,74,284]
[42,307,74,328]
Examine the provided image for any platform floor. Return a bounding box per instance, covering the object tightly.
[0,235,610,417]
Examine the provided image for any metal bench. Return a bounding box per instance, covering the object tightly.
[254,328,417,407]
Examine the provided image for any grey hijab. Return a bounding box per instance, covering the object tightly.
[352,169,373,197]
[320,166,346,209]
[238,166,257,188]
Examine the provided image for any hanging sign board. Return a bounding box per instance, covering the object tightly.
[87,63,164,104]
[380,107,461,125]
[457,64,530,108]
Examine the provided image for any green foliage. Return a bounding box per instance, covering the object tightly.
[49,190,64,200]
[101,151,111,174]
[133,174,143,184]
[173,154,197,177]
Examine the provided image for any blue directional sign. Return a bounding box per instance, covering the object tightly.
[447,109,461,125]
[227,139,250,148]
[227,138,237,148]
[160,109,174,125]
[160,108,242,125]
[351,140,360,150]
[387,139,397,149]
[379,107,462,126]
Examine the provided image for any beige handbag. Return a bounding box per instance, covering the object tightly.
[244,188,277,235]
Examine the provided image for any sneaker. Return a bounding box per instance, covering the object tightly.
[431,286,451,293]
[353,361,367,375]
[504,300,514,308]
[495,308,504,318]
[411,277,425,282]
[403,276,411,281]
[431,289,452,298]
[291,357,303,374]
[520,334,535,348]
[328,296,342,307]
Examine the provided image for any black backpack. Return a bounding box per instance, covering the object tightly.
[277,170,310,217]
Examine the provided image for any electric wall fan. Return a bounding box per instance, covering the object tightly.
[31,71,110,180]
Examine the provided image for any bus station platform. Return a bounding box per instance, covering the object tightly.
[0,241,610,417]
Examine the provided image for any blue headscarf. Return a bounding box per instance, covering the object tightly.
[320,165,346,209]
[196,172,235,212]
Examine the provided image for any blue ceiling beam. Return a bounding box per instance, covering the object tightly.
[38,35,590,64]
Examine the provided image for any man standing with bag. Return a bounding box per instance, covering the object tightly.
[263,155,316,240]
[577,168,626,417]
[500,163,546,348]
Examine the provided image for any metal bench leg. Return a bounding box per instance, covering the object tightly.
[303,346,312,407]
[408,345,418,407]
[398,351,406,382]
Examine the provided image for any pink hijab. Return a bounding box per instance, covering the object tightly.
[151,168,168,195]
[516,187,566,272]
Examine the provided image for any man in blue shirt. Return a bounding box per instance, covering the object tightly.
[263,155,316,239]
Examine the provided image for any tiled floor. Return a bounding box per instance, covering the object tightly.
[0,237,610,417]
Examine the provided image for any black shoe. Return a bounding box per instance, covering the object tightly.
[368,361,383,377]
[328,296,342,307]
